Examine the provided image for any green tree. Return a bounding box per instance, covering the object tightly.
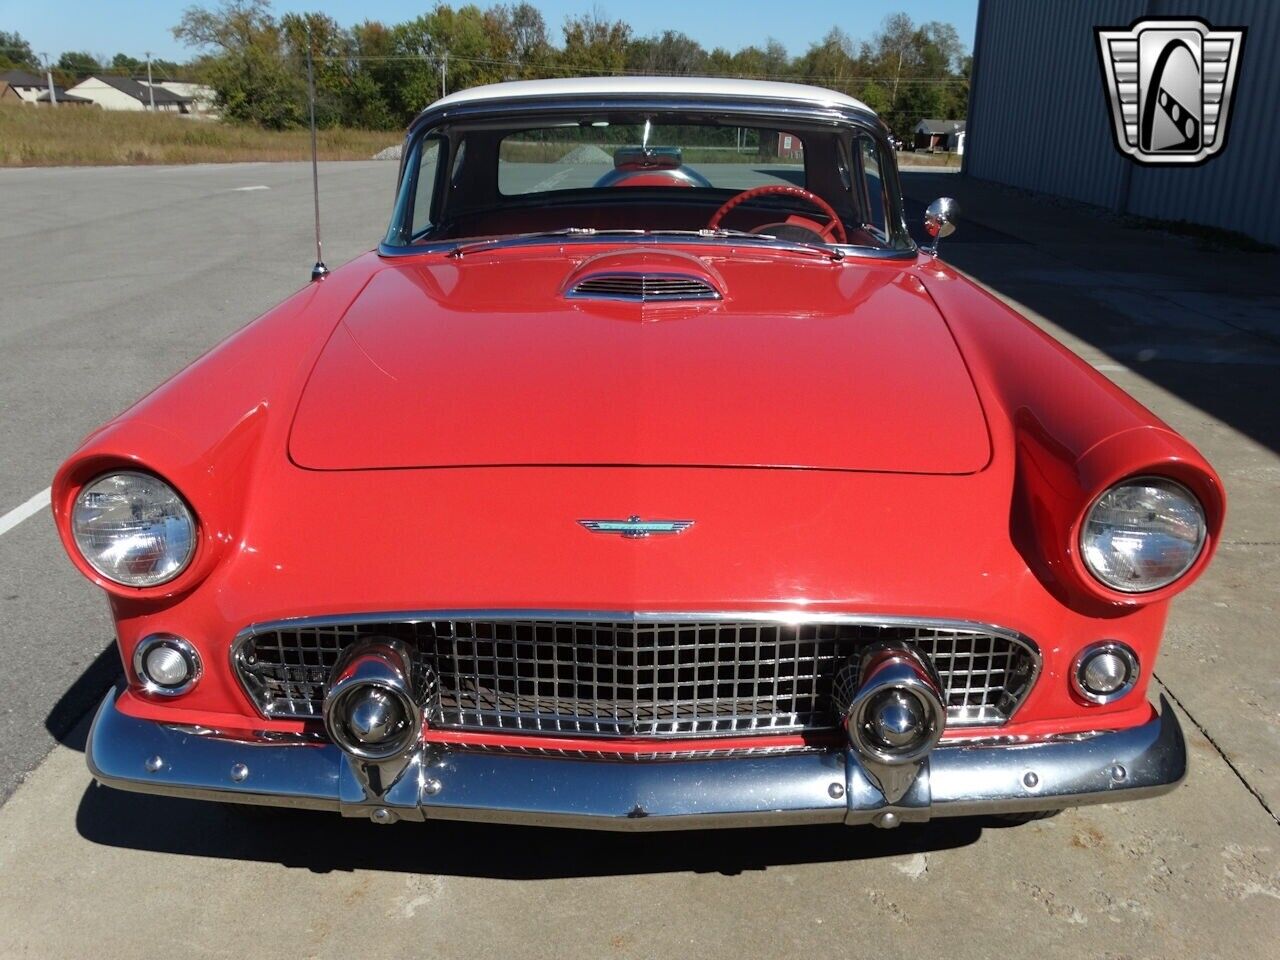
[796,27,857,90]
[161,2,968,133]
[280,11,349,126]
[558,11,630,76]
[0,30,38,71]
[111,53,144,74]
[56,51,100,79]
[173,0,304,128]
[725,39,790,79]
[859,14,969,137]
[498,2,550,72]
[626,31,708,76]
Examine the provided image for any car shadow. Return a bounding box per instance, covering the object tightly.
[73,779,1002,878]
[44,641,119,753]
[900,171,1280,457]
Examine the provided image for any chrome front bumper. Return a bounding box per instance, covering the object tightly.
[86,690,1186,830]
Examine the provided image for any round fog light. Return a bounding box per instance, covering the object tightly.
[1073,642,1138,704]
[865,689,927,750]
[133,635,201,696]
[346,688,407,745]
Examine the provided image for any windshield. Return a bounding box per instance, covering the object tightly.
[497,124,806,195]
[384,107,911,254]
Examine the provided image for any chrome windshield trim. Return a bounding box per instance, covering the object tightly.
[406,93,886,140]
[377,233,916,262]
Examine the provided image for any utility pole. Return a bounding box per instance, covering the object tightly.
[41,53,57,106]
[145,51,155,110]
[440,50,447,99]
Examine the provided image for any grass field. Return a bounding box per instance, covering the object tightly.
[0,105,396,166]
[898,151,962,167]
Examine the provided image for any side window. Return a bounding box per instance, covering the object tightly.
[857,134,889,240]
[410,138,441,237]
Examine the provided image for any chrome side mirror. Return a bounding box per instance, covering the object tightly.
[923,197,959,255]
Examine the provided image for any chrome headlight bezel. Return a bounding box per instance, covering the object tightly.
[71,470,196,588]
[1079,475,1207,594]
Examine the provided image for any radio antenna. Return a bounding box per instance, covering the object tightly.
[306,26,328,282]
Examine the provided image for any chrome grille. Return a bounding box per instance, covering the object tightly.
[567,273,721,302]
[233,614,1038,734]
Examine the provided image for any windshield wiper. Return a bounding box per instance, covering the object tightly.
[444,227,843,260]
[446,228,601,258]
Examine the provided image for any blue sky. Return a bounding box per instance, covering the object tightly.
[3,1,977,64]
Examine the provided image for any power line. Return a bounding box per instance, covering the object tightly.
[304,50,967,86]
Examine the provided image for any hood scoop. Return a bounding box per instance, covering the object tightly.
[568,272,721,303]
[562,248,725,303]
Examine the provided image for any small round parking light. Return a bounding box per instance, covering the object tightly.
[1072,642,1139,704]
[133,635,202,696]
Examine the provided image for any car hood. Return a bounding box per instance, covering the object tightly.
[289,248,990,473]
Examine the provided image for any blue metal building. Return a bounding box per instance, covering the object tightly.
[964,0,1279,246]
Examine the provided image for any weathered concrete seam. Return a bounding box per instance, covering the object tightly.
[1154,673,1280,828]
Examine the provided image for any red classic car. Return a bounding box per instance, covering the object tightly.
[57,78,1223,831]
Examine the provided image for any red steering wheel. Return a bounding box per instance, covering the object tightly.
[707,184,848,244]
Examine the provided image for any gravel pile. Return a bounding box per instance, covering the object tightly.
[558,144,613,164]
[372,144,403,161]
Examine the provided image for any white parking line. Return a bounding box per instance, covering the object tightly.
[231,185,270,192]
[0,487,51,538]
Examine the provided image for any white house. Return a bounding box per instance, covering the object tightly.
[913,119,967,153]
[0,69,46,103]
[142,81,218,118]
[66,75,192,113]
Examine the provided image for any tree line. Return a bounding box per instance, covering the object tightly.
[0,32,182,88]
[4,2,969,137]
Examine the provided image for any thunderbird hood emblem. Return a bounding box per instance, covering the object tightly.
[578,516,694,539]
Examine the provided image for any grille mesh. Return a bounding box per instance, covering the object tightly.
[568,273,720,302]
[234,616,1038,735]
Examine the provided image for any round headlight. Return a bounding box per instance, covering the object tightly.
[1080,477,1206,593]
[71,472,195,587]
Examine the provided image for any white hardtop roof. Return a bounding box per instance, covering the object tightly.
[431,76,873,114]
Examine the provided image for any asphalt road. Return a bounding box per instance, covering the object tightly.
[0,161,1276,958]
[0,161,392,802]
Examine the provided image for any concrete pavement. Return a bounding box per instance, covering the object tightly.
[0,163,1275,957]
[0,685,1275,960]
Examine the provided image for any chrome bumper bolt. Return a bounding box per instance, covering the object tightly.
[230,763,249,782]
